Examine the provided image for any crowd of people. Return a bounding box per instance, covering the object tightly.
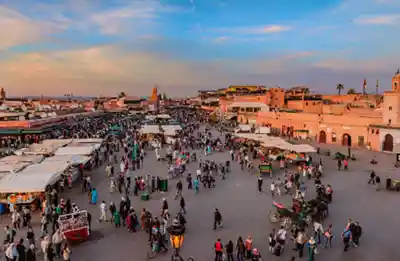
[1,108,367,261]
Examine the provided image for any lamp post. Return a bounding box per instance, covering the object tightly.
[168,220,193,261]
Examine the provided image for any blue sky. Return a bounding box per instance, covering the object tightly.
[0,0,399,96]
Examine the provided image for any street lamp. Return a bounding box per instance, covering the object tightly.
[168,219,193,261]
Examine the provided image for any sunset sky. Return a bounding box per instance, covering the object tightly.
[1,0,400,97]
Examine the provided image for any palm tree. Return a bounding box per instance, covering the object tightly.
[336,84,344,95]
[376,80,379,95]
[118,92,126,99]
[347,88,356,94]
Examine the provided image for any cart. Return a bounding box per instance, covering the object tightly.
[259,163,272,177]
[58,210,90,243]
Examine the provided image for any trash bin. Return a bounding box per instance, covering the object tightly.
[141,192,150,201]
[160,179,168,192]
[386,178,392,190]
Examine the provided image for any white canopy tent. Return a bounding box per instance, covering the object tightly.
[235,124,252,133]
[140,125,161,134]
[256,126,271,134]
[15,143,57,156]
[145,115,157,120]
[289,144,316,153]
[55,146,97,156]
[0,155,44,164]
[0,162,70,193]
[42,155,91,165]
[0,163,29,174]
[41,139,73,148]
[72,138,103,144]
[161,125,182,136]
[157,114,172,119]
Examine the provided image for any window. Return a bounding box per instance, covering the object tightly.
[395,82,398,89]
[389,119,392,124]
[376,129,379,134]
[389,106,392,111]
[305,102,309,106]
[371,129,375,134]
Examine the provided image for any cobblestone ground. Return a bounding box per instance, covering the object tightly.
[2,130,400,261]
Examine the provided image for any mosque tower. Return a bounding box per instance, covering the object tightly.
[150,85,160,112]
[0,88,6,100]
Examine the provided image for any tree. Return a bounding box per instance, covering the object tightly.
[162,93,167,100]
[376,80,379,95]
[347,88,356,94]
[336,84,344,95]
[118,92,126,98]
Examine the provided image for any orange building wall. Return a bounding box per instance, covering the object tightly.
[254,110,382,148]
[322,94,358,103]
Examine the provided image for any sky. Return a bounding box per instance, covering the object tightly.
[0,0,400,97]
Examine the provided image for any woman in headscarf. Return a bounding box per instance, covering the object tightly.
[91,188,98,205]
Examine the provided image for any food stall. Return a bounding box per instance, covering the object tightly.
[0,162,70,211]
[161,125,182,137]
[0,155,44,164]
[58,210,90,242]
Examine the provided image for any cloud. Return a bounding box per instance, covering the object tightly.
[214,36,230,43]
[211,25,291,35]
[90,7,157,35]
[89,2,190,35]
[354,14,400,25]
[1,44,397,97]
[0,6,60,50]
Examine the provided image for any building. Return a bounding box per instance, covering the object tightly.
[216,71,400,152]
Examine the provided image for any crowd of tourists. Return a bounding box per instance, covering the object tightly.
[1,108,366,261]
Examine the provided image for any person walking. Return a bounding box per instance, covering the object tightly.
[225,240,234,261]
[180,197,186,214]
[214,238,223,261]
[213,208,223,230]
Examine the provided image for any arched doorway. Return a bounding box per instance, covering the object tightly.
[342,133,352,147]
[319,131,327,143]
[382,134,394,152]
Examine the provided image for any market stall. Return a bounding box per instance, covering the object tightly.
[259,161,272,176]
[161,125,182,136]
[15,143,57,156]
[235,124,252,133]
[0,155,44,164]
[0,163,29,174]
[140,125,162,134]
[41,139,73,148]
[55,146,97,156]
[42,155,91,165]
[0,162,70,210]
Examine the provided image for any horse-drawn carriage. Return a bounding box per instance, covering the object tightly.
[269,198,328,230]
